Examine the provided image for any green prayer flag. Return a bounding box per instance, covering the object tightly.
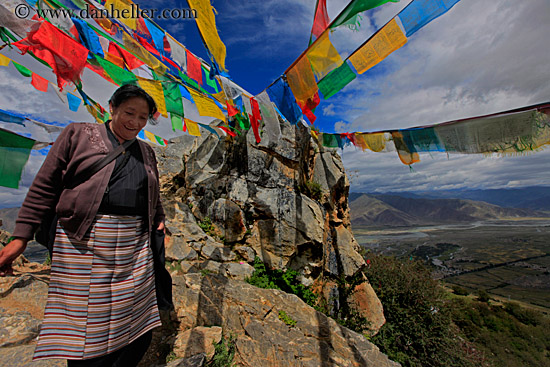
[170,113,184,132]
[162,81,184,116]
[13,62,32,77]
[203,66,219,92]
[0,129,35,189]
[331,0,399,28]
[318,61,356,99]
[322,133,340,148]
[94,56,137,86]
[155,135,166,146]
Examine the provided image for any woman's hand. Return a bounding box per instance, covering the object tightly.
[156,221,165,233]
[0,238,28,276]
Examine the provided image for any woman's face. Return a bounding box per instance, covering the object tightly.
[110,97,150,142]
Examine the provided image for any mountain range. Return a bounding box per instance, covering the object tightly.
[349,187,549,227]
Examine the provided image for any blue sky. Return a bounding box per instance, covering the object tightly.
[1,0,550,208]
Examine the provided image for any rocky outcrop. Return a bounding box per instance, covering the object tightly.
[0,118,395,366]
[156,120,385,332]
[168,273,398,367]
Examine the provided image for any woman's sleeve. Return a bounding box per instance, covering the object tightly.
[150,146,165,226]
[12,124,75,240]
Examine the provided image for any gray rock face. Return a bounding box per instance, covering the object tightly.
[172,273,399,367]
[155,119,385,332]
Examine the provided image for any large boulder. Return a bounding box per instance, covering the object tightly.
[155,119,385,330]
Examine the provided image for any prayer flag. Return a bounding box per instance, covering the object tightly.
[144,18,166,56]
[331,0,400,28]
[160,80,184,116]
[184,118,201,136]
[203,65,220,92]
[72,17,103,57]
[122,32,167,75]
[318,61,356,99]
[250,98,262,143]
[256,91,281,142]
[67,93,81,112]
[0,128,35,189]
[198,123,220,137]
[218,126,236,137]
[306,31,343,79]
[266,78,302,125]
[31,73,49,92]
[108,42,145,70]
[310,0,330,40]
[137,78,168,117]
[321,133,342,148]
[392,132,420,165]
[401,128,444,152]
[186,49,203,85]
[165,34,187,71]
[298,92,320,124]
[14,20,89,89]
[171,113,184,131]
[104,0,137,30]
[187,0,227,71]
[188,89,226,121]
[398,0,461,37]
[286,54,318,104]
[355,132,387,152]
[0,110,26,125]
[94,55,137,86]
[0,53,10,67]
[13,62,32,77]
[226,102,239,117]
[349,18,407,74]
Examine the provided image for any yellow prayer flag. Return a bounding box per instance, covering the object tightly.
[144,130,157,144]
[104,0,137,30]
[0,54,10,67]
[356,132,387,152]
[137,77,168,117]
[211,91,227,105]
[187,0,227,71]
[122,33,167,75]
[306,31,343,80]
[286,55,318,104]
[184,118,202,137]
[349,18,407,74]
[188,89,226,121]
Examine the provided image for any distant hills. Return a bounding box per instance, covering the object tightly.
[350,186,550,212]
[349,187,550,227]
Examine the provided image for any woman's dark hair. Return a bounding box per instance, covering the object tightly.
[109,84,158,123]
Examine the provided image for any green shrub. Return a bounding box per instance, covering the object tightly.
[363,254,477,367]
[300,180,323,201]
[199,216,215,236]
[207,334,235,367]
[451,285,469,296]
[278,310,297,327]
[245,257,317,308]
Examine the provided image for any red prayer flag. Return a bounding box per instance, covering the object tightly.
[186,49,202,85]
[135,33,160,56]
[298,92,320,124]
[250,98,262,143]
[218,126,236,137]
[226,102,239,117]
[108,42,145,70]
[14,21,89,90]
[31,73,49,92]
[311,0,330,39]
[162,55,180,70]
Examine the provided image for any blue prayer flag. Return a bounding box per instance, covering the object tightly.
[398,0,461,37]
[67,93,81,112]
[266,78,302,125]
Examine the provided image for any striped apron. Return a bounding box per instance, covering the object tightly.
[33,214,161,360]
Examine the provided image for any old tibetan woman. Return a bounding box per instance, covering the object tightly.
[0,84,165,367]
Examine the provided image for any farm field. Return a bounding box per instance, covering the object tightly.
[353,219,550,309]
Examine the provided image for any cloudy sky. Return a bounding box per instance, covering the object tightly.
[1,0,549,207]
